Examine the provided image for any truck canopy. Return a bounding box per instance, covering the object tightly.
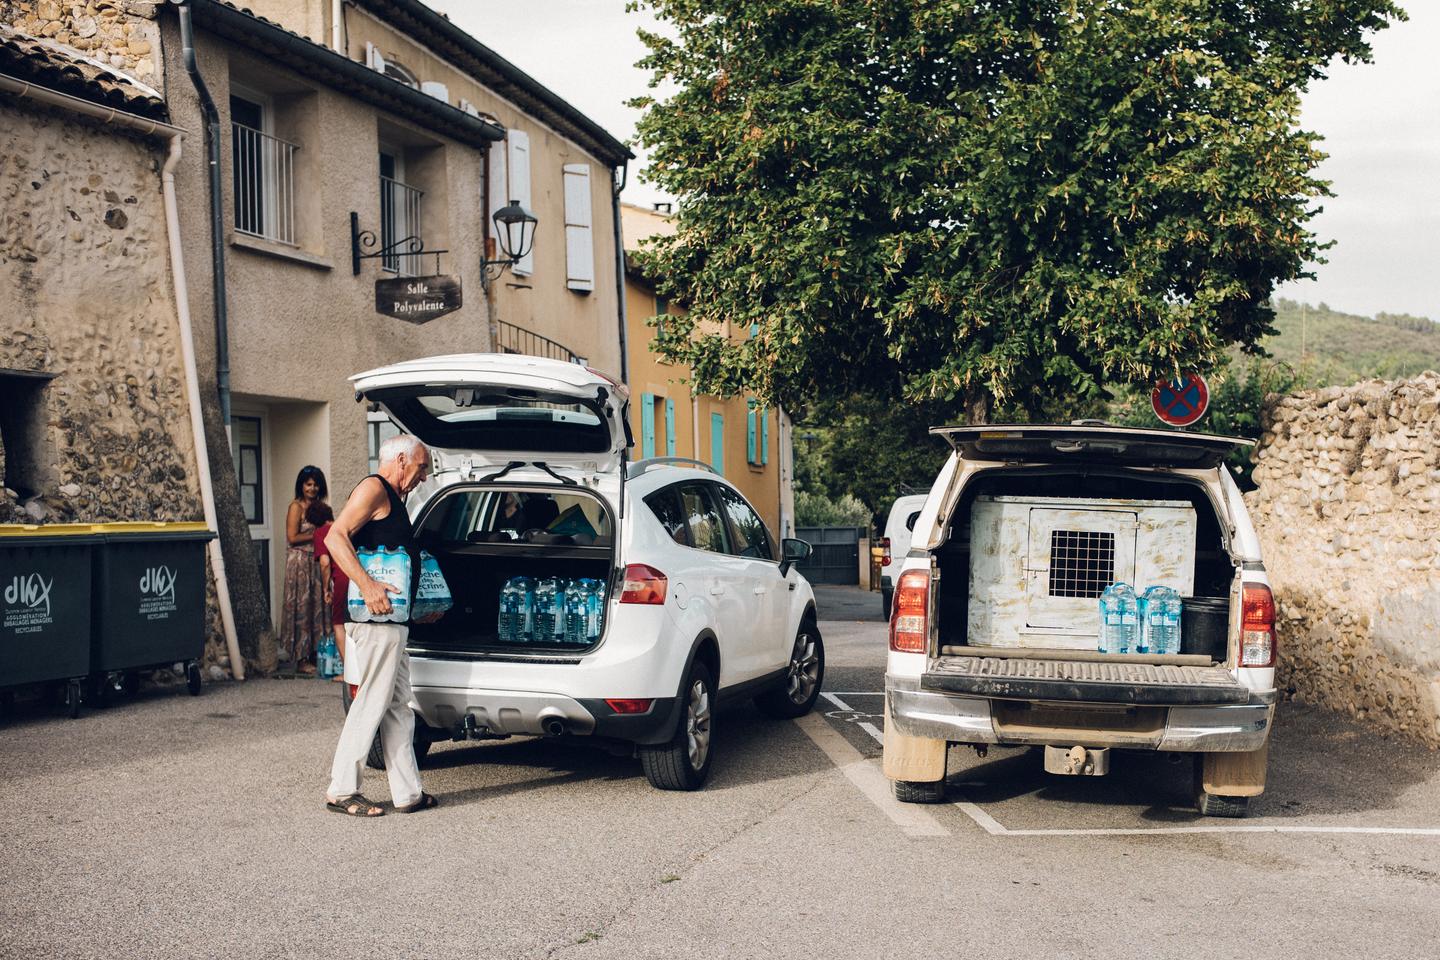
[932,424,1251,470]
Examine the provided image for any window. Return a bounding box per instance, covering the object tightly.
[366,414,400,474]
[644,485,690,546]
[678,482,728,554]
[0,370,52,499]
[709,412,724,476]
[231,415,264,524]
[563,163,594,292]
[715,484,775,561]
[230,91,297,245]
[417,489,612,546]
[1048,530,1116,599]
[379,147,423,276]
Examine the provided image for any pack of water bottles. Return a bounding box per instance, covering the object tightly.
[316,633,342,678]
[498,575,606,645]
[1098,582,1182,655]
[346,547,412,623]
[411,550,453,621]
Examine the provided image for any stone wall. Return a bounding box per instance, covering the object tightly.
[1,0,161,82]
[1247,374,1440,745]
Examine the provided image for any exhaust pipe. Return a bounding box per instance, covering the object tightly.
[542,717,567,737]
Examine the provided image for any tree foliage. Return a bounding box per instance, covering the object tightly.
[631,0,1404,417]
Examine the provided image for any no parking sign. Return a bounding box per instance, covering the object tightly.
[1151,373,1209,427]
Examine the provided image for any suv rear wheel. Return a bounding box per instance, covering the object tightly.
[340,682,432,770]
[755,620,824,719]
[640,661,715,791]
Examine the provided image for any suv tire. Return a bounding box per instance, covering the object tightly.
[881,590,893,621]
[755,620,824,719]
[340,682,432,770]
[892,779,946,804]
[641,661,715,791]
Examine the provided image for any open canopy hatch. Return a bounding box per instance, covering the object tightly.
[933,424,1251,470]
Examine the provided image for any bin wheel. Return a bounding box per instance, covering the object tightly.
[186,663,203,696]
[65,679,82,719]
[121,671,141,697]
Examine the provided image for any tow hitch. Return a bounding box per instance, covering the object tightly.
[1044,745,1110,777]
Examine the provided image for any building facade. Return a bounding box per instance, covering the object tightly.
[621,203,795,539]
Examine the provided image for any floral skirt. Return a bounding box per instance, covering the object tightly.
[279,545,327,663]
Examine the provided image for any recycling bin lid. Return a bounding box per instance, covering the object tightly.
[89,521,216,542]
[0,523,104,544]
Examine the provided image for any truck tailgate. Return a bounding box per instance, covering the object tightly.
[922,655,1248,705]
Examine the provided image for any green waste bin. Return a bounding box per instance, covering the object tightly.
[91,522,215,696]
[0,524,102,717]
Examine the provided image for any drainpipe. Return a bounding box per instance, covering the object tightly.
[176,0,232,427]
[0,73,246,680]
[612,160,629,385]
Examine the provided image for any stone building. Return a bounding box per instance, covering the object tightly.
[621,202,795,538]
[1249,373,1440,745]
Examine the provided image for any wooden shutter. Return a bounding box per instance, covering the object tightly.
[507,130,532,276]
[641,392,655,459]
[664,399,676,456]
[365,42,386,72]
[746,399,757,464]
[710,413,725,476]
[563,163,594,292]
[761,407,770,464]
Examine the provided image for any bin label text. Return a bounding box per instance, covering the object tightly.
[3,572,55,634]
[138,565,178,620]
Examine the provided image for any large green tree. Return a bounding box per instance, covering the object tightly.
[632,0,1403,419]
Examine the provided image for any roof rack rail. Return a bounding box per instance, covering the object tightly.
[628,457,720,478]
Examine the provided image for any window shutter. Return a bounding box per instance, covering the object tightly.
[746,399,757,464]
[420,81,449,102]
[365,42,386,72]
[641,392,655,460]
[710,413,725,476]
[487,137,507,231]
[563,163,594,292]
[664,399,676,456]
[761,407,770,464]
[507,130,532,275]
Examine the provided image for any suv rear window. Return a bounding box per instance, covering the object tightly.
[368,387,610,453]
[418,488,613,546]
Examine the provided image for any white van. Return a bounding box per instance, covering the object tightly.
[347,354,823,791]
[884,424,1276,817]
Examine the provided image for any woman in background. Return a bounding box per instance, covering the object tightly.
[280,465,329,674]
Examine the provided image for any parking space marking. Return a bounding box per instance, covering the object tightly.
[815,690,1440,839]
[792,711,949,838]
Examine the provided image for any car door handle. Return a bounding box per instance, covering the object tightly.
[752,586,766,595]
[709,585,725,595]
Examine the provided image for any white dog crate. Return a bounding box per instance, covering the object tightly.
[967,495,1196,649]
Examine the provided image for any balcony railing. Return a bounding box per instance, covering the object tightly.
[231,122,297,245]
[379,175,424,276]
[495,320,582,364]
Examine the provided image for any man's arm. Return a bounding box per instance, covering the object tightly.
[325,478,397,615]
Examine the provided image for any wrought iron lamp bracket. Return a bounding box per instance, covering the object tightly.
[350,211,447,276]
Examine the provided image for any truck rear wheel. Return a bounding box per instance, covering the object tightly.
[1193,756,1252,818]
[892,779,945,804]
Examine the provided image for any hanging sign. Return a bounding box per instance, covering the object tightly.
[1151,373,1209,427]
[375,275,462,324]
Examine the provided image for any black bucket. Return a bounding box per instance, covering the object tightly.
[1181,596,1229,660]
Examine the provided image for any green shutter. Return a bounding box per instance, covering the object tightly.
[664,399,676,456]
[641,392,655,459]
[710,412,724,475]
[761,406,770,465]
[746,398,757,464]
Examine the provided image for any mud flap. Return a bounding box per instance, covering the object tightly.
[882,711,947,783]
[1202,742,1269,797]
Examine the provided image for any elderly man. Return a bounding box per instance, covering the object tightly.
[323,434,438,817]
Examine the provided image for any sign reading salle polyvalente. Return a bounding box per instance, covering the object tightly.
[374,276,462,324]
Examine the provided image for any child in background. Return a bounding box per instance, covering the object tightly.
[308,501,347,679]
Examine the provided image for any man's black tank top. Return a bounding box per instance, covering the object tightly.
[349,474,420,622]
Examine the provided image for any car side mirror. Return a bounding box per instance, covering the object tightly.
[779,537,812,576]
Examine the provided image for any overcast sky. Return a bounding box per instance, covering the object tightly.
[433,1,1438,321]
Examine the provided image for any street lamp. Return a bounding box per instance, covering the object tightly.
[481,199,537,289]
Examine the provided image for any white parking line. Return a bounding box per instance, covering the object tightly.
[815,691,1440,839]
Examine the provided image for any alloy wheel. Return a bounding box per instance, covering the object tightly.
[785,631,821,705]
[685,679,712,770]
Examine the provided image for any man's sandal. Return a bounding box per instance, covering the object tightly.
[326,794,384,817]
[395,792,439,814]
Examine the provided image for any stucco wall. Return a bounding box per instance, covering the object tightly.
[0,101,200,527]
[1247,374,1440,745]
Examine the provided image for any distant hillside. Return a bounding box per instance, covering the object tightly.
[1262,299,1440,384]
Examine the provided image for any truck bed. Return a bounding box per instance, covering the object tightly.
[922,653,1248,705]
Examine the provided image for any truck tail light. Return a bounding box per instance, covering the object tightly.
[619,564,667,605]
[890,570,929,653]
[1240,582,1275,667]
[880,537,892,567]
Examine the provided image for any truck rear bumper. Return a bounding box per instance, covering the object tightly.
[886,676,1275,752]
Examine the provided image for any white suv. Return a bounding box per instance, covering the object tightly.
[879,493,928,620]
[348,354,823,791]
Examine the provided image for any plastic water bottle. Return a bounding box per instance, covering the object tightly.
[1160,588,1184,655]
[563,580,591,644]
[1138,586,1162,654]
[498,576,534,643]
[584,578,605,641]
[317,633,339,678]
[1099,583,1138,654]
[533,578,566,643]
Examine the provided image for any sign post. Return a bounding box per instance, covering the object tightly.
[374,276,462,324]
[1151,373,1209,427]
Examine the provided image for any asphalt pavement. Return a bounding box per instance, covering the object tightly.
[4,586,1440,960]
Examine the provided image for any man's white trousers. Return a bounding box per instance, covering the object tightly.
[327,622,423,807]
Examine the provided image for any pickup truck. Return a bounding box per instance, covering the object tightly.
[883,424,1276,817]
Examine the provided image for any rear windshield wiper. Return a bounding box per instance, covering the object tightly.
[477,461,579,486]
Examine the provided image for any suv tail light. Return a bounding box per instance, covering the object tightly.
[890,570,930,653]
[1240,582,1276,667]
[619,564,667,605]
[880,537,892,568]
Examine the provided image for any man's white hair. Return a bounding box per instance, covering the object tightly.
[377,433,426,466]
